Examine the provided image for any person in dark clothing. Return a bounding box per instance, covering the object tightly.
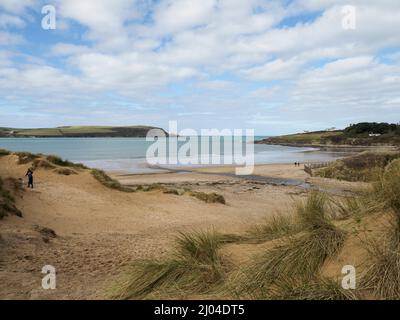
[25,169,34,188]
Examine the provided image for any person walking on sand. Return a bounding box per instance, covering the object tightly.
[25,169,34,189]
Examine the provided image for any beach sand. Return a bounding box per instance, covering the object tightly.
[0,155,364,299]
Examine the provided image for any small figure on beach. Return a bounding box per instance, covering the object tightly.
[25,168,34,188]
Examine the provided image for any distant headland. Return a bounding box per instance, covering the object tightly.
[0,125,168,138]
[256,122,400,147]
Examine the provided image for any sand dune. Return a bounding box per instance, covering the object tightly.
[0,154,311,299]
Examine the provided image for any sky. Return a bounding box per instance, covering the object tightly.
[0,0,399,135]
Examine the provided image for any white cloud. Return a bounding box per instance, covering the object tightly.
[0,13,26,28]
[51,43,90,56]
[241,58,303,81]
[0,0,35,13]
[0,0,400,132]
[0,31,23,46]
[153,0,215,35]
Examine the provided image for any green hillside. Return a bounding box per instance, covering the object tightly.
[0,126,167,138]
[257,122,400,147]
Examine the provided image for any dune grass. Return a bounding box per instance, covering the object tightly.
[15,151,40,164]
[316,151,400,182]
[46,155,88,170]
[270,277,359,300]
[234,191,346,298]
[0,149,10,157]
[91,169,135,193]
[109,230,228,299]
[32,159,56,170]
[360,160,400,299]
[361,216,400,299]
[331,193,386,221]
[189,191,226,204]
[295,191,332,230]
[373,159,400,213]
[90,170,188,195]
[0,176,22,219]
[54,168,78,176]
[246,212,296,243]
[106,190,366,300]
[238,226,346,298]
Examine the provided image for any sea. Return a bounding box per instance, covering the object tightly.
[0,137,345,174]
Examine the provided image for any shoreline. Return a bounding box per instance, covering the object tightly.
[255,140,398,151]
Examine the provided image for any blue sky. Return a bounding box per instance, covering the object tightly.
[0,0,400,135]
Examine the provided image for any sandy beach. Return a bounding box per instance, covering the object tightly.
[0,154,365,299]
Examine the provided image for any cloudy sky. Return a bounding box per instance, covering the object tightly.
[0,0,399,135]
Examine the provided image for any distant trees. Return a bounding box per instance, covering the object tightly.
[344,122,400,135]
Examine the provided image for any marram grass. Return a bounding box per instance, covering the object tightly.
[109,230,229,299]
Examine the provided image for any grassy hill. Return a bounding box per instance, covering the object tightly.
[0,125,167,138]
[257,122,400,147]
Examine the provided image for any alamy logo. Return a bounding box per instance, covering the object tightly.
[341,265,356,290]
[41,265,56,290]
[146,121,255,175]
[342,5,356,30]
[41,5,56,30]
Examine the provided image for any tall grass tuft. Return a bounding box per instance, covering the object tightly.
[91,169,135,193]
[239,226,345,298]
[0,149,10,157]
[331,194,386,221]
[110,230,228,299]
[360,160,400,299]
[373,159,400,214]
[246,213,296,243]
[235,191,345,298]
[361,217,400,299]
[316,151,400,182]
[15,151,40,164]
[46,155,88,169]
[0,176,22,219]
[189,191,226,204]
[295,191,331,230]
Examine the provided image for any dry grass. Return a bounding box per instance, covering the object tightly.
[316,151,400,182]
[46,155,88,170]
[91,169,135,193]
[15,151,40,164]
[109,230,228,299]
[189,191,226,204]
[232,191,346,298]
[0,176,22,219]
[361,216,400,299]
[32,159,56,170]
[362,160,400,299]
[295,191,332,230]
[373,159,400,213]
[237,226,346,298]
[270,277,359,300]
[360,160,400,299]
[246,212,296,243]
[54,168,78,176]
[0,149,11,157]
[331,193,386,221]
